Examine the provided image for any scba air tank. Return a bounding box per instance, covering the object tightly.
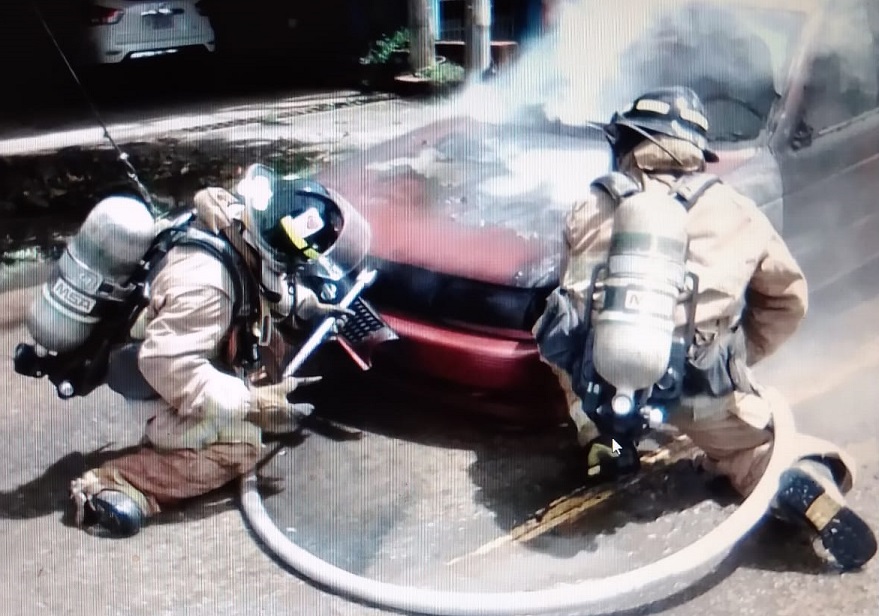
[27,196,157,354]
[592,190,689,415]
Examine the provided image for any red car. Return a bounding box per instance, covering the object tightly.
[316,0,879,422]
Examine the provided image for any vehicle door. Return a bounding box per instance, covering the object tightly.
[771,0,879,295]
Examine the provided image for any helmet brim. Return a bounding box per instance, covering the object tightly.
[612,117,719,163]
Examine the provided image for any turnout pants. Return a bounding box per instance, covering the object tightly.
[555,364,856,497]
[668,385,855,497]
[78,401,263,517]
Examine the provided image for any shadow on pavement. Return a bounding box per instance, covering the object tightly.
[467,456,738,557]
[0,440,298,529]
[462,424,838,577]
[618,520,837,616]
[0,444,138,521]
[290,360,735,558]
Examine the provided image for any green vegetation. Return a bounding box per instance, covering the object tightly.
[415,59,465,83]
[360,29,411,66]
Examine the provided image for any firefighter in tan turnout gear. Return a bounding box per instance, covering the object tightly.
[63,165,362,537]
[533,86,877,571]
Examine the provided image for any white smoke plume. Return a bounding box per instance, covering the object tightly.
[452,0,664,126]
[448,0,822,132]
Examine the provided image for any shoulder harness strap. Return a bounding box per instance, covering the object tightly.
[590,171,642,205]
[667,173,721,211]
[590,171,721,212]
[143,212,256,322]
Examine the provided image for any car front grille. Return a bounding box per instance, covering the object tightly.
[362,257,554,335]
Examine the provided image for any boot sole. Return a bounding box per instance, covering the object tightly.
[776,468,877,571]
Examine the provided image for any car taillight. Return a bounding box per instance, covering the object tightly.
[89,6,124,25]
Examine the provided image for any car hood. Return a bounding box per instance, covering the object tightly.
[315,117,758,289]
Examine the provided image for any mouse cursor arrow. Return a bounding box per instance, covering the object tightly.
[611,439,622,456]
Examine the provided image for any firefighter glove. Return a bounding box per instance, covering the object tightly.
[247,375,322,433]
[584,435,640,482]
[293,281,355,324]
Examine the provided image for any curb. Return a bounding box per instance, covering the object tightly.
[0,93,399,157]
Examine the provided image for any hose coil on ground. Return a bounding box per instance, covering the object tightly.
[239,401,794,616]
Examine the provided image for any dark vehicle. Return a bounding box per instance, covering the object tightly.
[316,0,879,421]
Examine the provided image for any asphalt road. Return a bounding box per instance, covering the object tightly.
[0,72,877,615]
[0,253,877,616]
[2,12,874,614]
[1,92,877,612]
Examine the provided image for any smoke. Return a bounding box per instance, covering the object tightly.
[449,0,806,132]
[428,0,879,432]
[783,0,879,324]
[451,0,663,125]
[422,0,879,308]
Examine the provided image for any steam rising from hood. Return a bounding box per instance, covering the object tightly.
[448,0,810,134]
[452,0,663,126]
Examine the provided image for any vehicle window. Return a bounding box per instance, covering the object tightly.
[799,0,879,133]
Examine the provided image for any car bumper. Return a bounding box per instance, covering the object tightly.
[86,42,215,64]
[366,310,567,424]
[376,309,562,392]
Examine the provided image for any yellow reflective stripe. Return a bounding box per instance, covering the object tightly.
[805,493,843,531]
[680,107,709,131]
[280,215,308,249]
[633,98,709,131]
[635,98,671,115]
[280,215,321,260]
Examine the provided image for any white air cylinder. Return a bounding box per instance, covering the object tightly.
[591,190,689,414]
[27,196,157,354]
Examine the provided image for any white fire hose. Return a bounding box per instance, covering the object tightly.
[238,396,795,615]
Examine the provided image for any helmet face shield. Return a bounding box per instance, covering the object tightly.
[236,163,370,279]
[299,189,371,282]
[270,187,343,261]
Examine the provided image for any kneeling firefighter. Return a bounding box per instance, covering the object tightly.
[15,164,386,537]
[533,86,877,571]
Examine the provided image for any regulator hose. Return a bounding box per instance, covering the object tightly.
[239,399,795,615]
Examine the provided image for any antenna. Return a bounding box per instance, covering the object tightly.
[30,2,159,216]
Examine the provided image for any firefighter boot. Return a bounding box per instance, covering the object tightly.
[88,490,146,538]
[772,459,877,571]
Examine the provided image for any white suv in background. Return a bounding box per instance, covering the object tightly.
[80,0,215,64]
